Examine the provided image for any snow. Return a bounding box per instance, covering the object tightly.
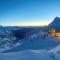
[3,30,60,53]
[48,45,60,53]
[1,49,60,60]
[0,25,60,60]
[0,50,53,60]
[0,27,22,52]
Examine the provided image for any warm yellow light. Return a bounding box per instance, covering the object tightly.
[18,24,48,26]
[55,33,60,36]
[17,22,49,26]
[2,22,49,26]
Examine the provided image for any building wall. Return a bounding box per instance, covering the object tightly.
[48,29,60,39]
[48,29,55,37]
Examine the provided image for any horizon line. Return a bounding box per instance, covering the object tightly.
[0,23,49,27]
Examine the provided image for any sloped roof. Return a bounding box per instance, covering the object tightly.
[49,17,60,28]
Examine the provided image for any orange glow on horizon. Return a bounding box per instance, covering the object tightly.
[18,23,49,26]
[2,22,49,26]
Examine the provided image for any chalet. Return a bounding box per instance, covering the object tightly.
[48,28,60,39]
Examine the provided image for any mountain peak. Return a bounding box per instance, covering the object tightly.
[49,17,60,28]
[55,17,60,19]
[54,17,60,20]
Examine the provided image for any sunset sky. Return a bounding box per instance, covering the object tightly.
[0,0,60,26]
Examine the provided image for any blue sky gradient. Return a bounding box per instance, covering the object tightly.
[0,0,60,26]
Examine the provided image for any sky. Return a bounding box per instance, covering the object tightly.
[0,0,60,26]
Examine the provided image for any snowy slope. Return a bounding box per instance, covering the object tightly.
[0,26,48,52]
[3,29,60,53]
[0,26,60,60]
[0,29,21,52]
[48,45,60,53]
[1,49,60,60]
[47,45,60,60]
[0,50,53,60]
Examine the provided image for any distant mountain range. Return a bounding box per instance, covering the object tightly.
[0,26,25,52]
[0,26,23,30]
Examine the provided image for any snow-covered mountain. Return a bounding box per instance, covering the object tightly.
[0,26,47,52]
[49,17,60,28]
[0,26,43,52]
[0,26,23,30]
[3,27,60,53]
[0,26,24,52]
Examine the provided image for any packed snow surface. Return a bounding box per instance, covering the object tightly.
[0,48,60,60]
